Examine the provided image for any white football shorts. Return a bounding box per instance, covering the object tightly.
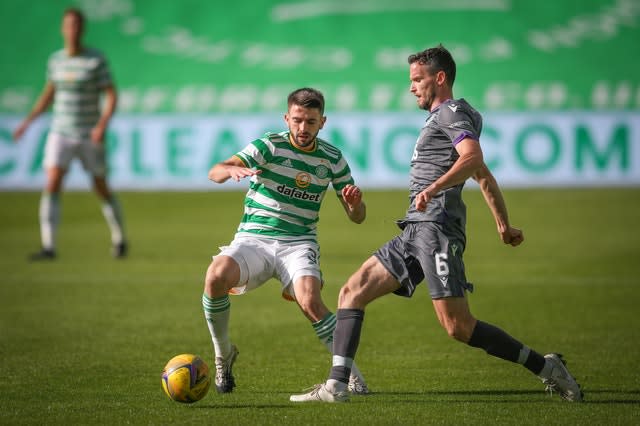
[43,132,107,176]
[214,235,322,301]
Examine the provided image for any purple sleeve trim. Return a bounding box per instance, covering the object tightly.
[452,132,477,146]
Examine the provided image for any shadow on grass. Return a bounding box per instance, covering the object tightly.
[187,388,640,409]
[369,389,640,404]
[192,402,298,410]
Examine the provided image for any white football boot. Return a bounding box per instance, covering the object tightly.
[214,345,239,393]
[348,373,370,395]
[348,362,369,394]
[290,381,350,403]
[540,353,584,402]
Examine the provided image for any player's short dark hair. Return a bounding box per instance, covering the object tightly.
[408,44,456,86]
[287,88,325,115]
[63,7,86,32]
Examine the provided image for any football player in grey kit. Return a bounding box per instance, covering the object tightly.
[291,45,583,403]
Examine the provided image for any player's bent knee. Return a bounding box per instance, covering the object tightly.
[337,282,365,309]
[207,269,234,288]
[205,260,240,295]
[442,321,474,343]
[447,327,466,342]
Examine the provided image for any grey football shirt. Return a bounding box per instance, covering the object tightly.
[402,98,482,229]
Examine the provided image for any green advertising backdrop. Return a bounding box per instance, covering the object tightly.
[1,0,639,189]
[1,0,639,113]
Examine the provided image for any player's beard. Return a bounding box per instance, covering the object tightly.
[417,83,437,111]
[292,130,317,148]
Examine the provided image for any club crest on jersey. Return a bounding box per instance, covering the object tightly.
[295,172,312,188]
[315,165,329,179]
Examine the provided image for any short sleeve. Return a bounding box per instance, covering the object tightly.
[234,137,272,168]
[438,106,480,146]
[331,153,355,195]
[95,53,113,89]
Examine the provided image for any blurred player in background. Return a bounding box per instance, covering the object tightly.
[13,8,127,260]
[291,45,583,403]
[202,88,369,395]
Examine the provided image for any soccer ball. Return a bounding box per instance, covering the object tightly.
[161,354,211,403]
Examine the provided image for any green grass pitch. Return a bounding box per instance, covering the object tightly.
[1,188,639,424]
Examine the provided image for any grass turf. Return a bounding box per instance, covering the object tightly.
[0,188,639,425]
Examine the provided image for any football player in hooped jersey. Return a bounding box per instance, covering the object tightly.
[291,46,583,403]
[13,8,127,260]
[202,88,369,395]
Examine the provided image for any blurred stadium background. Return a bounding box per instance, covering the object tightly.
[1,2,639,423]
[1,0,639,190]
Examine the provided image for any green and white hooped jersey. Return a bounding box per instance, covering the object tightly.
[47,48,112,139]
[234,131,355,242]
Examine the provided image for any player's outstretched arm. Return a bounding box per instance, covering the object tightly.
[208,155,261,183]
[340,184,366,224]
[473,164,524,247]
[13,82,55,142]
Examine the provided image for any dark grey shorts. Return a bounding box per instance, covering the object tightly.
[374,221,473,299]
